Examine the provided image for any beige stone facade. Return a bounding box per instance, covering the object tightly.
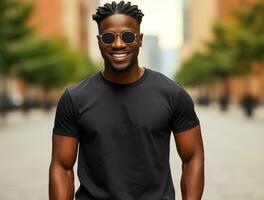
[181,0,218,59]
[22,0,100,52]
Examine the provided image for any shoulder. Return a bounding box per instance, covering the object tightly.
[66,72,100,98]
[146,68,187,97]
[146,69,195,110]
[57,72,100,109]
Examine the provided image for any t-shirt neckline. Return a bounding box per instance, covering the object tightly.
[98,67,148,88]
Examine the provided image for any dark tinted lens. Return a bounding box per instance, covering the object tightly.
[101,32,115,44]
[122,31,135,43]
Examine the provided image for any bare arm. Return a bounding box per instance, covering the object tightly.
[174,125,204,200]
[49,134,78,200]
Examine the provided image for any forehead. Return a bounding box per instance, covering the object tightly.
[99,14,140,33]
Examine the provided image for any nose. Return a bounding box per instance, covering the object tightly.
[111,34,126,49]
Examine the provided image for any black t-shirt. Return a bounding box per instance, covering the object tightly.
[53,68,199,200]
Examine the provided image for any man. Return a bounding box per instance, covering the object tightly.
[49,1,204,200]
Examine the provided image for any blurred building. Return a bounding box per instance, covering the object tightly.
[181,0,257,59]
[180,0,263,103]
[161,48,179,78]
[182,0,190,42]
[181,0,218,59]
[138,35,178,78]
[139,35,161,72]
[22,0,100,53]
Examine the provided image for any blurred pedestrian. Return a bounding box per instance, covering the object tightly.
[240,94,258,117]
[49,1,204,200]
[218,94,229,111]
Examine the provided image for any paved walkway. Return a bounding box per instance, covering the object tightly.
[0,105,264,199]
[173,105,264,200]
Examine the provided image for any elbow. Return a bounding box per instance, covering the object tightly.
[182,148,205,170]
[49,160,74,176]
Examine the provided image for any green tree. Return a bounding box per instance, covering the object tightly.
[0,0,97,114]
[13,36,97,111]
[176,52,216,86]
[235,0,264,64]
[0,0,32,75]
[176,20,250,88]
[15,37,97,89]
[175,0,264,112]
[0,0,32,114]
[208,23,239,77]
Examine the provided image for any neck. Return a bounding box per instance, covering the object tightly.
[102,65,145,84]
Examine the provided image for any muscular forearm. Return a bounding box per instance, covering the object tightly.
[181,156,204,200]
[49,162,75,200]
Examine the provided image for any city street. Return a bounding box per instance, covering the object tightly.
[0,105,264,200]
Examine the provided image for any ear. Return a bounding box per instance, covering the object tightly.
[139,33,143,47]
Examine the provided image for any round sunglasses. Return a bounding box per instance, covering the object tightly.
[98,31,137,45]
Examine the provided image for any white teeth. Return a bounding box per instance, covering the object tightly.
[112,53,128,58]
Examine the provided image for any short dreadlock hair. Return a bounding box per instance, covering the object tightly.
[92,1,144,25]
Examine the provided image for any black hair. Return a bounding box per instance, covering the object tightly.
[92,1,144,25]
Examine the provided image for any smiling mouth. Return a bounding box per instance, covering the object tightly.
[111,53,130,58]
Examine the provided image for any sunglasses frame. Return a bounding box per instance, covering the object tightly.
[98,31,137,45]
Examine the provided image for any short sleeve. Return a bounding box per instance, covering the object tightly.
[171,86,199,133]
[53,89,79,137]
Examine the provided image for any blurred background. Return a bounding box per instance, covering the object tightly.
[0,0,263,199]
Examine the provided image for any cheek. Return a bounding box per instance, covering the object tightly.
[129,48,140,61]
[99,46,110,56]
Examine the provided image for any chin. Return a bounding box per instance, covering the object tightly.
[110,63,132,73]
